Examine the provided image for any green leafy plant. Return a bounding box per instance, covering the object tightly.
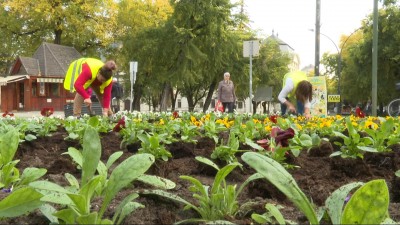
[138,156,263,224]
[241,152,319,225]
[0,127,47,191]
[341,179,390,224]
[251,203,290,225]
[29,126,156,224]
[330,117,377,159]
[137,132,172,161]
[211,131,249,164]
[363,118,400,152]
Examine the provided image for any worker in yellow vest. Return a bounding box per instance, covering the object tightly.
[278,71,313,119]
[64,58,117,117]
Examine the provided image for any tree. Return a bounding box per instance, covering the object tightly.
[338,3,400,106]
[1,0,119,61]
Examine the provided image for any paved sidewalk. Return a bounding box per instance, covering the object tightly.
[6,111,65,118]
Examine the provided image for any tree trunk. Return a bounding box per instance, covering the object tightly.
[54,29,62,45]
[203,80,217,112]
[186,92,195,112]
[252,101,259,114]
[133,84,142,111]
[160,83,171,112]
[170,88,179,111]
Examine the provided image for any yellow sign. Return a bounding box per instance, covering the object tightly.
[308,76,327,117]
[328,95,341,103]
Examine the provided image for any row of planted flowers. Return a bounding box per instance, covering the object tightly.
[0,110,399,224]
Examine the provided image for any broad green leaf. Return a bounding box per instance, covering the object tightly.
[63,147,83,167]
[241,152,318,225]
[137,174,176,189]
[81,126,102,186]
[40,193,73,205]
[342,179,389,224]
[0,128,19,165]
[65,173,80,189]
[18,168,47,186]
[0,187,43,217]
[39,204,58,224]
[195,156,220,171]
[116,202,144,224]
[79,176,103,202]
[67,193,88,215]
[106,151,123,169]
[211,163,241,194]
[265,203,286,225]
[113,193,140,223]
[53,208,76,224]
[25,134,37,141]
[99,153,155,218]
[325,182,363,224]
[77,212,98,224]
[357,146,378,153]
[30,180,71,193]
[139,189,194,208]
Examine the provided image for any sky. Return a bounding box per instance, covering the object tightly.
[244,0,376,69]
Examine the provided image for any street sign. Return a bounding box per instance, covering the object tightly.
[243,40,260,57]
[328,95,341,103]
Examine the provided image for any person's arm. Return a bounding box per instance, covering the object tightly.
[74,63,92,99]
[217,82,222,101]
[102,83,112,116]
[232,82,236,102]
[278,78,296,113]
[304,99,311,119]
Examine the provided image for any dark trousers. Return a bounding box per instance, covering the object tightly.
[222,102,235,113]
[281,98,305,115]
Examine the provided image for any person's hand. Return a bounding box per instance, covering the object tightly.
[304,112,312,119]
[84,98,92,106]
[102,108,110,117]
[108,109,113,117]
[287,102,296,114]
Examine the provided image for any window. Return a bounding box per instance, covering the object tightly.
[178,100,182,108]
[211,99,215,108]
[238,101,243,109]
[51,83,60,97]
[199,101,204,108]
[39,82,46,96]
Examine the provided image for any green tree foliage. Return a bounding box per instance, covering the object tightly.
[322,2,400,107]
[0,0,118,66]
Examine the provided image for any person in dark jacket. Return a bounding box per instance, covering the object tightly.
[217,72,236,113]
[111,78,123,113]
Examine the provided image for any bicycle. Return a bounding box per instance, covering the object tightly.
[387,82,400,116]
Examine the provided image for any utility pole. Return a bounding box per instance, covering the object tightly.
[315,0,321,76]
[372,0,378,116]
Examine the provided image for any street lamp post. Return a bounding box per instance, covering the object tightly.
[310,28,361,115]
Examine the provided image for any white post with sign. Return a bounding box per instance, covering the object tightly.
[129,61,138,112]
[243,40,260,113]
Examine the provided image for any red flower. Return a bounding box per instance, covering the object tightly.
[355,107,365,118]
[113,118,126,132]
[2,111,14,117]
[271,127,295,147]
[41,108,54,117]
[173,111,179,119]
[269,115,278,123]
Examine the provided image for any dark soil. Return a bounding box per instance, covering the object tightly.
[5,128,400,224]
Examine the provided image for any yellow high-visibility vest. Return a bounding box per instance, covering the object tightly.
[282,71,308,98]
[64,58,112,93]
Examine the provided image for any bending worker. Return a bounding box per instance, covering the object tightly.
[278,71,313,119]
[64,58,117,117]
